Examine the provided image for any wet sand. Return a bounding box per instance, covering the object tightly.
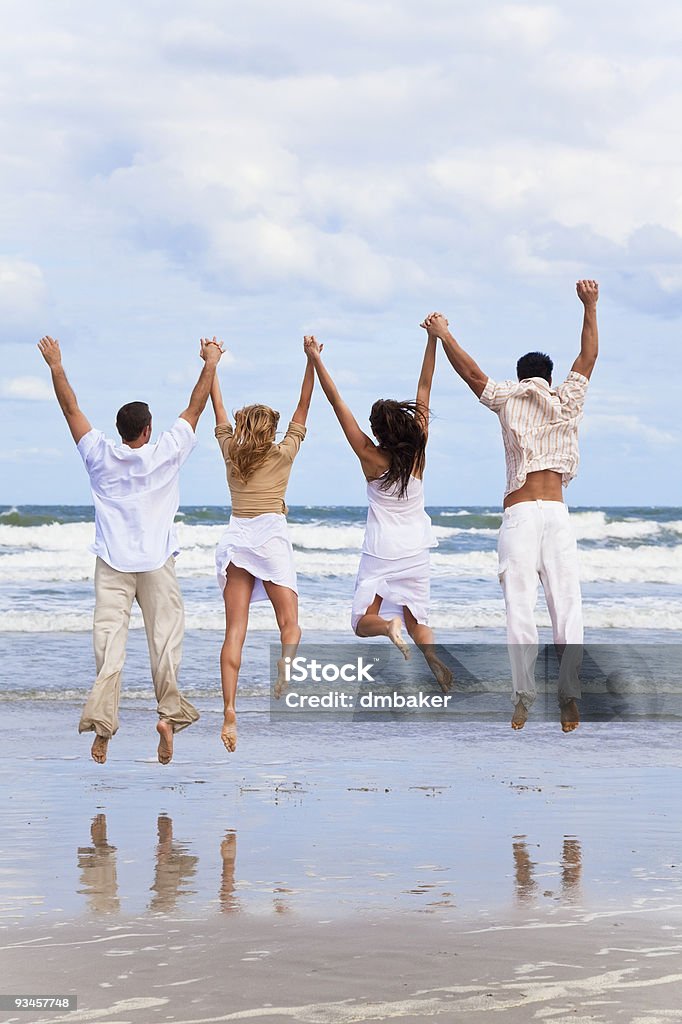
[4,910,682,1023]
[2,634,682,1022]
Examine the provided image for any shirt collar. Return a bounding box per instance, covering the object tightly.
[521,376,552,392]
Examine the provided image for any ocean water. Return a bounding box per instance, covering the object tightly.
[1,505,682,928]
[0,504,680,708]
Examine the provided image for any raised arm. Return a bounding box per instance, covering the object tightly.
[415,335,437,437]
[303,335,383,477]
[572,280,599,379]
[37,336,92,444]
[180,337,224,431]
[291,350,317,427]
[210,371,230,428]
[421,312,488,398]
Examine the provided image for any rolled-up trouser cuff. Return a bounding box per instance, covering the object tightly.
[78,718,116,739]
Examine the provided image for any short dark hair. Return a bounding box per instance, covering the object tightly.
[116,401,152,442]
[516,352,553,383]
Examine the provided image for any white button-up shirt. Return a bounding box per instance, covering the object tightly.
[77,417,196,572]
[479,371,589,498]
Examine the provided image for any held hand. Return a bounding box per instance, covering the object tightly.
[303,335,323,360]
[37,335,62,367]
[420,312,449,338]
[576,280,599,307]
[200,336,225,365]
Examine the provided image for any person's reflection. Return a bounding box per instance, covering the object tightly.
[219,830,241,913]
[561,836,582,899]
[77,813,120,914]
[512,835,538,903]
[512,835,583,904]
[148,814,198,913]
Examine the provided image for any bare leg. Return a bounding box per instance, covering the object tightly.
[220,564,254,753]
[403,607,453,693]
[355,595,410,660]
[263,581,301,699]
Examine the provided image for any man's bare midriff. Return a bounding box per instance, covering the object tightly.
[503,469,564,509]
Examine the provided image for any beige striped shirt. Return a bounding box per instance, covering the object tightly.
[480,371,589,498]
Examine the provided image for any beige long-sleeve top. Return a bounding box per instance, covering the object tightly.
[214,420,306,517]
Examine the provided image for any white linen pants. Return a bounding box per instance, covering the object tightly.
[497,500,583,709]
[78,556,200,738]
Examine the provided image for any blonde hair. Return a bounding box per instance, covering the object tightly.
[228,404,280,482]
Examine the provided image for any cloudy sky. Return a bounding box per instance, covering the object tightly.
[1,0,680,507]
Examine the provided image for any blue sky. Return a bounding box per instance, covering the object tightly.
[1,0,680,507]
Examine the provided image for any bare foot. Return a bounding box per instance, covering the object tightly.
[222,710,237,753]
[91,735,109,764]
[426,654,453,694]
[156,720,174,765]
[387,617,410,660]
[511,701,528,730]
[274,658,287,700]
[561,699,580,733]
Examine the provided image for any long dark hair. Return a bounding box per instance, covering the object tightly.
[369,399,428,499]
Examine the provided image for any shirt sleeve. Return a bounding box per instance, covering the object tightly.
[479,378,518,412]
[555,370,589,416]
[76,428,105,470]
[167,417,198,468]
[214,422,234,463]
[277,421,307,462]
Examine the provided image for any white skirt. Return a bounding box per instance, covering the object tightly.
[215,513,297,603]
[351,549,431,631]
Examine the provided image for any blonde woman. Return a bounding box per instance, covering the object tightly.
[210,342,318,752]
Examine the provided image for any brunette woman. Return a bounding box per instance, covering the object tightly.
[304,334,452,692]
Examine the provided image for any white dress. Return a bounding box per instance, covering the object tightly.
[351,474,437,630]
[215,513,297,603]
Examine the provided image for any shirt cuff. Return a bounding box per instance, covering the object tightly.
[566,370,589,386]
[215,423,234,439]
[479,378,496,406]
[286,421,306,439]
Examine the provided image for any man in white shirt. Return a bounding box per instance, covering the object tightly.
[422,281,599,731]
[38,335,224,764]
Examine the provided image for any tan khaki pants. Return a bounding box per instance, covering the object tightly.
[78,556,200,738]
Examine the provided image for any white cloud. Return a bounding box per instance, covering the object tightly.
[0,258,47,325]
[0,446,61,461]
[0,376,53,401]
[0,0,680,501]
[583,412,678,446]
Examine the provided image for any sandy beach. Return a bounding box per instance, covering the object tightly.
[2,638,682,1022]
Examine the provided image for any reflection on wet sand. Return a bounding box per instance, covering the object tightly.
[561,836,582,899]
[149,813,198,913]
[77,817,584,917]
[512,835,538,903]
[512,834,582,904]
[219,830,240,913]
[77,813,120,914]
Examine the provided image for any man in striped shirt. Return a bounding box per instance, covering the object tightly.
[422,280,599,731]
